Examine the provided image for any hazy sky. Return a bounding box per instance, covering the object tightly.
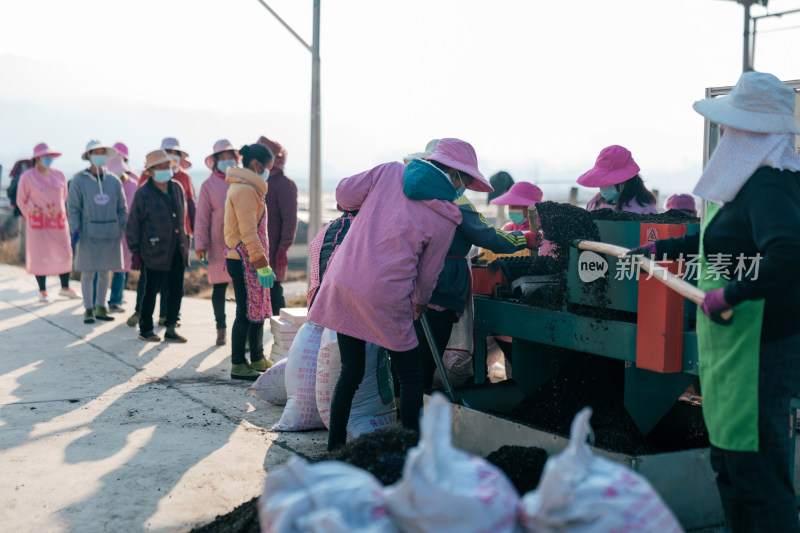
[1,0,799,197]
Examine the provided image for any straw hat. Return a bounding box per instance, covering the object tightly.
[577,145,640,187]
[693,71,800,134]
[425,138,493,193]
[205,139,240,170]
[403,139,440,165]
[144,150,178,170]
[31,143,61,160]
[490,181,543,206]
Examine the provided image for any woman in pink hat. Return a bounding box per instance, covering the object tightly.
[256,136,298,316]
[490,181,543,231]
[16,143,79,302]
[490,180,556,256]
[309,137,488,451]
[663,193,697,217]
[105,142,140,312]
[408,153,542,391]
[195,139,239,345]
[578,145,658,215]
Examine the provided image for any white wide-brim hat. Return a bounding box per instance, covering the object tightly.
[693,71,800,135]
[81,139,119,160]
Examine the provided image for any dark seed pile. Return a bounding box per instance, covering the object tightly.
[589,208,699,224]
[319,427,420,485]
[508,351,708,455]
[536,201,607,311]
[537,202,600,272]
[190,497,260,533]
[486,445,548,495]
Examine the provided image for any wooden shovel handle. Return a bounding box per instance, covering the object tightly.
[528,205,539,234]
[574,240,733,320]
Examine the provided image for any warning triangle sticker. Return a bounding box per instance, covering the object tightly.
[647,228,658,242]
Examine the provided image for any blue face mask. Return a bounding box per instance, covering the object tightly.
[153,169,173,183]
[508,210,525,224]
[600,185,620,203]
[216,160,236,173]
[41,156,54,168]
[260,169,270,181]
[452,173,466,200]
[89,154,107,168]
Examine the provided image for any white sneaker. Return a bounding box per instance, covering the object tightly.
[39,291,49,303]
[59,288,81,300]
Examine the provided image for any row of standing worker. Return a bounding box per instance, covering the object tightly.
[9,69,800,532]
[10,136,297,377]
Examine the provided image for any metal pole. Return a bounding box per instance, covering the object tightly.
[743,0,753,72]
[309,0,322,282]
[254,0,312,51]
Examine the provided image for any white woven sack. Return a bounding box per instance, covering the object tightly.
[271,321,325,431]
[249,357,288,405]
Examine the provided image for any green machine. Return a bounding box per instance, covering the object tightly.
[469,218,701,436]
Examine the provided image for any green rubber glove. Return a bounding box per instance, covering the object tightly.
[256,265,275,288]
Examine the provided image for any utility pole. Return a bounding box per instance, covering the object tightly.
[743,0,753,71]
[310,0,321,250]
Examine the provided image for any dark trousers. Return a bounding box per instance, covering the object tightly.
[271,281,285,316]
[139,250,185,334]
[134,268,174,319]
[413,309,459,390]
[159,274,171,319]
[710,333,800,533]
[211,283,228,330]
[36,272,71,291]
[227,259,264,365]
[329,332,422,451]
[135,272,145,313]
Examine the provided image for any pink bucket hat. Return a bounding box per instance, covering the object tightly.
[113,142,129,160]
[31,143,61,160]
[205,139,240,169]
[425,138,493,193]
[490,181,543,206]
[664,193,697,214]
[577,145,640,187]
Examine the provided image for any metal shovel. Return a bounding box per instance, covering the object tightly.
[420,312,457,403]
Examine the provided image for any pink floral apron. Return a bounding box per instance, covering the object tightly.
[228,211,271,322]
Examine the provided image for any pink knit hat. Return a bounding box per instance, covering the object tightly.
[664,194,697,214]
[490,181,543,206]
[425,138,493,193]
[205,139,240,169]
[577,145,640,187]
[31,143,61,160]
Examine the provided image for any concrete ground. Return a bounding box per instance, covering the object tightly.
[0,263,327,532]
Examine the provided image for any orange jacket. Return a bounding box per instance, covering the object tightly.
[224,167,268,264]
